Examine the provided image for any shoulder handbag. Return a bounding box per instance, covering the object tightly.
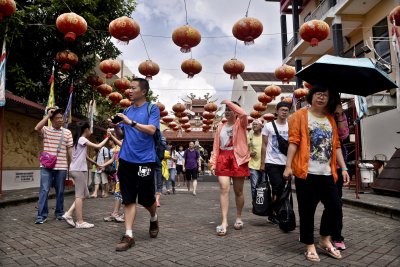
[271,121,289,156]
[103,148,116,175]
[39,128,64,169]
[252,176,272,216]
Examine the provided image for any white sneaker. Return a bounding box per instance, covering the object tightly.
[75,222,94,229]
[62,214,75,227]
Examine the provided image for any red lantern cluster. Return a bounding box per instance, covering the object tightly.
[253,102,267,112]
[0,0,16,21]
[203,119,213,125]
[299,20,330,47]
[120,98,131,108]
[160,110,169,117]
[202,111,215,120]
[162,116,174,123]
[172,25,201,53]
[109,16,140,43]
[108,92,123,105]
[181,59,202,78]
[178,117,189,124]
[204,102,218,112]
[172,103,186,113]
[156,102,165,112]
[56,12,87,42]
[181,123,191,129]
[294,88,308,99]
[114,78,131,93]
[275,65,296,84]
[263,113,275,121]
[232,17,263,45]
[264,85,282,99]
[221,118,228,123]
[138,60,160,80]
[223,58,245,79]
[55,50,78,71]
[389,6,400,25]
[202,125,211,131]
[100,59,121,79]
[185,128,192,133]
[250,111,262,119]
[282,97,293,105]
[97,84,112,97]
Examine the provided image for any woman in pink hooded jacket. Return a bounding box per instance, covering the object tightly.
[210,100,250,236]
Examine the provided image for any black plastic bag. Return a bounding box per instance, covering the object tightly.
[252,177,272,216]
[276,181,296,232]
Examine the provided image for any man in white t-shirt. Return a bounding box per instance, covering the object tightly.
[175,145,185,186]
[260,101,290,224]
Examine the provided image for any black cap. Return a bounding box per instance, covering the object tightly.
[276,101,291,110]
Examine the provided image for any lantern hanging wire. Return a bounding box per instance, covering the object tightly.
[183,0,189,25]
[140,34,151,60]
[233,39,238,58]
[245,0,253,17]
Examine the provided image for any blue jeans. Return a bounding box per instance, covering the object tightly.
[154,166,163,193]
[249,169,263,200]
[165,168,176,189]
[37,168,67,220]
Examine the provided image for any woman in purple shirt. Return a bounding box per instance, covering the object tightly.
[62,122,109,229]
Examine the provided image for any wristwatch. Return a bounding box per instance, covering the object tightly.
[130,120,137,127]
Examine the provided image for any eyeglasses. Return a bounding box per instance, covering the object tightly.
[314,92,329,98]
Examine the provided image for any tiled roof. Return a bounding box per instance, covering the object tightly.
[240,72,295,82]
[192,99,208,106]
[251,84,296,93]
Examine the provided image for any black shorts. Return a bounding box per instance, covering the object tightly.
[185,168,198,181]
[118,159,155,207]
[176,165,184,174]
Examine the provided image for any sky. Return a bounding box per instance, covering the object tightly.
[115,0,293,109]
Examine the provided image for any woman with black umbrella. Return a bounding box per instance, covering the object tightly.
[283,87,350,262]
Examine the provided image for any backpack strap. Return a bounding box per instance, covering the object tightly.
[271,121,281,138]
[147,102,154,117]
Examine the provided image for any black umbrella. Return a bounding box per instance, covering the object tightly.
[296,55,398,96]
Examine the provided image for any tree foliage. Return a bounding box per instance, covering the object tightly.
[1,0,136,120]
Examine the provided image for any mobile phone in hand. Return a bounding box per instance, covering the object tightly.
[111,115,123,124]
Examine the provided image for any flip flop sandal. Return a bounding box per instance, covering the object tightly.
[319,245,342,259]
[233,220,244,230]
[216,225,227,236]
[304,251,320,262]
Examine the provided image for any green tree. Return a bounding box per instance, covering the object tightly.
[1,0,136,119]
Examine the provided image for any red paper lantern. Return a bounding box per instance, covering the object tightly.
[160,110,169,117]
[172,103,186,113]
[138,60,160,80]
[55,50,78,71]
[303,81,313,89]
[389,6,400,25]
[113,78,131,93]
[174,112,187,118]
[203,119,213,125]
[253,102,267,112]
[258,94,273,105]
[221,118,227,123]
[124,89,132,98]
[263,113,275,121]
[250,111,262,119]
[181,59,202,78]
[275,65,296,84]
[0,0,16,21]
[108,92,123,105]
[202,125,211,131]
[248,116,254,124]
[100,59,121,79]
[181,123,191,129]
[223,58,245,79]
[264,85,282,99]
[168,122,177,128]
[172,25,201,53]
[162,116,174,123]
[120,98,131,108]
[299,20,330,47]
[185,128,192,133]
[97,84,112,97]
[294,88,308,99]
[282,97,293,105]
[204,102,218,112]
[156,102,165,112]
[178,117,189,124]
[87,75,105,88]
[56,13,87,42]
[232,17,263,45]
[202,111,215,120]
[109,16,140,43]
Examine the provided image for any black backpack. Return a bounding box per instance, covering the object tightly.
[276,181,296,232]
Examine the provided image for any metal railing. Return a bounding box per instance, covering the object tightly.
[284,37,296,58]
[304,0,335,22]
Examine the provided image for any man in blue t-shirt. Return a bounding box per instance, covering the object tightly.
[113,78,160,252]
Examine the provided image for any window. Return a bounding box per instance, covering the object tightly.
[343,41,364,58]
[372,18,391,65]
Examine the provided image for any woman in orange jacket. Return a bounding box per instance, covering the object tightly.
[283,87,350,262]
[210,100,250,236]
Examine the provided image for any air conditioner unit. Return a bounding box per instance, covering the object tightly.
[366,95,396,108]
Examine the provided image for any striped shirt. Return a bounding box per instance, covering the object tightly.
[41,126,73,170]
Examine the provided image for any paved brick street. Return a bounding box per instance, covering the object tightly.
[0,181,399,266]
